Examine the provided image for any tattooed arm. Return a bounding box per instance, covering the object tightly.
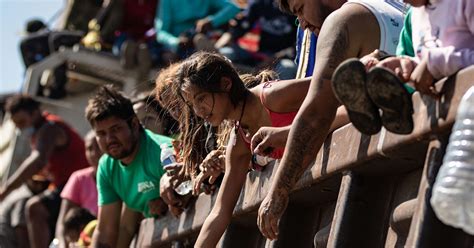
[257,4,380,240]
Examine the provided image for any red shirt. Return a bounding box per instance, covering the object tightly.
[119,0,158,40]
[239,81,298,159]
[31,112,88,187]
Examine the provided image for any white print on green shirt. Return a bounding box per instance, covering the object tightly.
[138,181,156,193]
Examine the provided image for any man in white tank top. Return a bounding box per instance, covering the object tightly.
[256,0,406,241]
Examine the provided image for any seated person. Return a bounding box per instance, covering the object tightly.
[332,0,474,135]
[85,85,172,247]
[55,130,102,247]
[1,95,88,247]
[0,177,48,248]
[82,0,162,70]
[154,0,241,59]
[217,0,297,79]
[61,208,96,247]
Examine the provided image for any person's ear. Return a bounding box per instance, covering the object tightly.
[131,117,140,132]
[220,77,232,92]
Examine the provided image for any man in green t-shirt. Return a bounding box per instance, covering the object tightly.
[85,85,172,248]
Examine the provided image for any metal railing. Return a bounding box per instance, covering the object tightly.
[137,66,474,248]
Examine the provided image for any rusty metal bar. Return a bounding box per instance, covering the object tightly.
[137,67,474,247]
[327,171,395,247]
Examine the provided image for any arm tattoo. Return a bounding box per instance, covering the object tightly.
[321,23,350,80]
[277,116,331,192]
[276,20,350,193]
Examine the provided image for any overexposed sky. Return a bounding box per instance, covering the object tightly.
[0,0,62,94]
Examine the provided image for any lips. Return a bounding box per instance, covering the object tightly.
[107,143,121,151]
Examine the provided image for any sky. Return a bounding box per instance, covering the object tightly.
[0,0,62,94]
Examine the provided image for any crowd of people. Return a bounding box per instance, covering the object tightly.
[1,0,473,247]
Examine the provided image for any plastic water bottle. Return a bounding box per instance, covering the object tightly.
[431,87,474,235]
[252,154,275,166]
[175,180,192,195]
[160,144,176,167]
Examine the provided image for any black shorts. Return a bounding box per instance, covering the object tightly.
[38,187,63,233]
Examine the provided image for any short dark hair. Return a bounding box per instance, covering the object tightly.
[63,208,95,233]
[275,0,292,14]
[85,85,136,126]
[5,95,40,115]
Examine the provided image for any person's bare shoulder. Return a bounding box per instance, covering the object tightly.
[317,3,381,62]
[335,2,381,56]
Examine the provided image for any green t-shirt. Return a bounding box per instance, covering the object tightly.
[97,129,173,217]
[396,8,416,94]
[396,8,414,57]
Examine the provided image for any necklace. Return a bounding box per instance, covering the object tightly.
[233,94,247,146]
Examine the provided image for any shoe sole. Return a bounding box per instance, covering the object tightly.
[366,67,414,134]
[331,58,382,135]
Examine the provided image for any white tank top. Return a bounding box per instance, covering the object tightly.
[346,0,407,54]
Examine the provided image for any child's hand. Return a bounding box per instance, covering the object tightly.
[377,56,416,82]
[199,150,225,175]
[360,49,391,71]
[410,57,439,98]
[193,150,225,195]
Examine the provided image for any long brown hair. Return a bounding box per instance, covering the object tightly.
[157,53,278,177]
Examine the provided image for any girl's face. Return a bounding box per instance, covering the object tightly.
[181,81,232,127]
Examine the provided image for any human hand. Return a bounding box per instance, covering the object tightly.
[257,189,289,240]
[200,150,225,175]
[376,56,416,82]
[193,171,220,195]
[360,49,391,71]
[409,56,438,98]
[163,162,185,186]
[148,198,168,216]
[160,173,180,207]
[251,127,288,156]
[193,150,225,195]
[195,18,213,34]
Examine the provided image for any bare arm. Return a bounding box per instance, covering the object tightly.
[55,199,80,248]
[92,202,122,248]
[116,205,143,248]
[0,124,65,199]
[258,5,378,239]
[263,77,312,113]
[195,130,251,248]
